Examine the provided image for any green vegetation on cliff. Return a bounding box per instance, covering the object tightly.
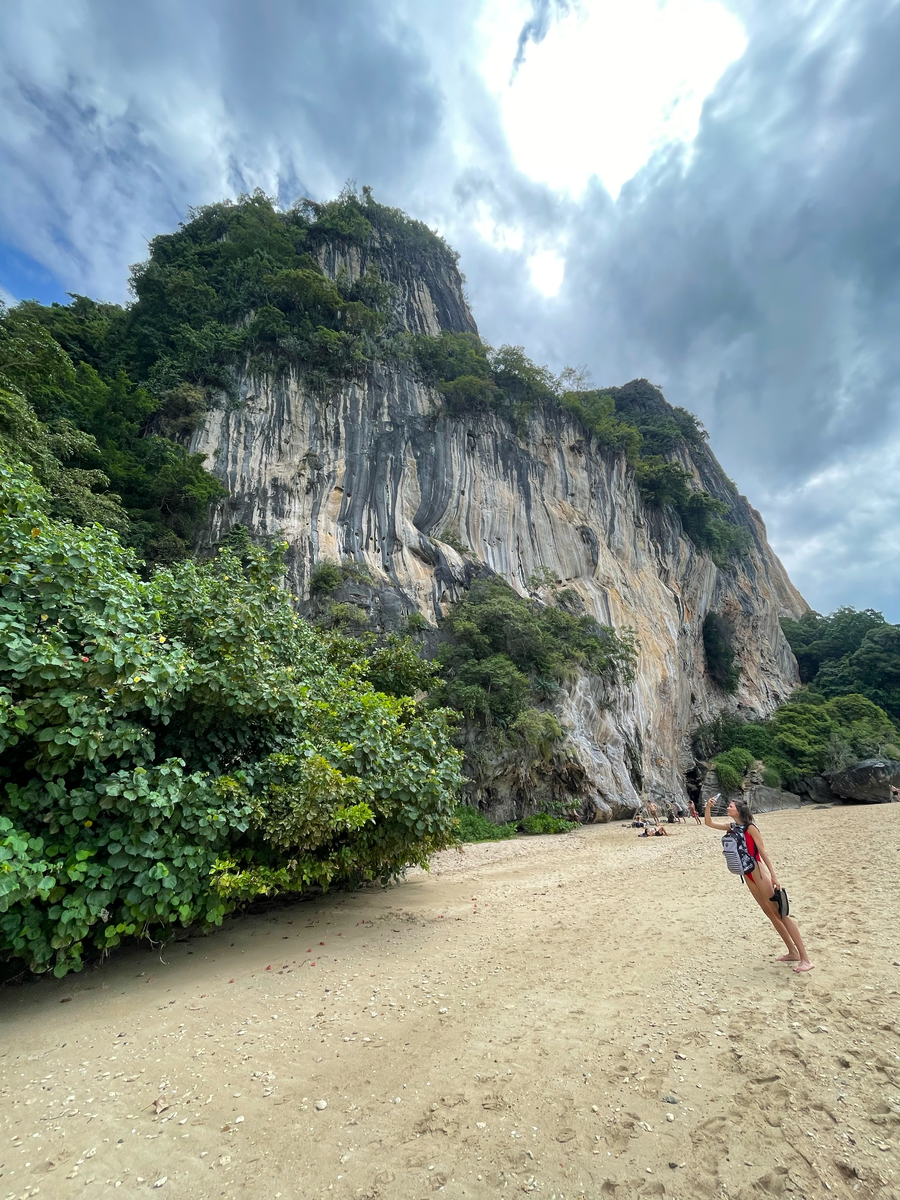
[0,305,224,564]
[413,332,751,565]
[434,576,636,731]
[6,189,458,564]
[702,612,742,694]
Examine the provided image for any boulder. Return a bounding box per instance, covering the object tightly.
[825,759,900,803]
[746,785,801,814]
[792,774,837,805]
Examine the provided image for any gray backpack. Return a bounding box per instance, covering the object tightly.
[721,822,756,876]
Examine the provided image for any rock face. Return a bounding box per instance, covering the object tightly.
[191,233,806,818]
[825,759,900,803]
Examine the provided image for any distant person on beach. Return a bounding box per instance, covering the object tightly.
[688,800,702,825]
[891,784,900,801]
[646,801,660,827]
[705,795,814,973]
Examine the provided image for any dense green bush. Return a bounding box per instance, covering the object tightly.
[434,577,636,728]
[712,746,755,793]
[1,304,224,562]
[453,805,518,843]
[559,390,642,460]
[703,612,741,693]
[309,561,344,593]
[0,460,462,977]
[404,611,430,633]
[520,812,577,835]
[412,333,554,428]
[694,691,900,784]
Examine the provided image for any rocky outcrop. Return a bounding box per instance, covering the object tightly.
[313,232,477,338]
[825,759,900,803]
[191,236,806,820]
[791,774,837,805]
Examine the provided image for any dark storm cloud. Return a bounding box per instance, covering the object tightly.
[0,0,445,297]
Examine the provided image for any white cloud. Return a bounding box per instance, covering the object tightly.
[528,248,565,296]
[479,0,746,198]
[473,202,526,250]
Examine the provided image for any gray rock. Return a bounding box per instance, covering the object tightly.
[746,785,801,814]
[825,759,900,803]
[792,774,837,804]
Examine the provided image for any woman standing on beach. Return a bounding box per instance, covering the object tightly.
[704,796,814,973]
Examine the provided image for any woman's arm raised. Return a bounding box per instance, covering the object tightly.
[704,796,730,831]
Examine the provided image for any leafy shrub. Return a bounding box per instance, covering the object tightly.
[453,805,518,843]
[694,691,900,783]
[525,567,560,591]
[703,613,741,693]
[560,390,643,460]
[521,813,577,835]
[0,460,462,976]
[404,611,429,633]
[310,561,344,594]
[509,708,564,757]
[360,635,439,697]
[439,529,468,554]
[761,766,782,789]
[712,746,754,793]
[435,577,636,728]
[316,601,369,630]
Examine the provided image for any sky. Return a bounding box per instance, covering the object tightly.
[2,0,899,618]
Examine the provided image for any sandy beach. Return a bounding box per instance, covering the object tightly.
[1,804,898,1200]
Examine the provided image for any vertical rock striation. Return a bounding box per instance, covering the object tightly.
[192,235,806,818]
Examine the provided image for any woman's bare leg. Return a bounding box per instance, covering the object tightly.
[746,865,814,972]
[745,872,799,957]
[750,862,813,971]
[780,914,813,972]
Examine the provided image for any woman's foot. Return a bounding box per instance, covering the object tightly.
[792,960,815,973]
[775,953,799,962]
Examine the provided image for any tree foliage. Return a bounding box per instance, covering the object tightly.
[781,606,900,722]
[0,459,462,977]
[695,691,900,786]
[434,577,636,728]
[1,304,224,563]
[781,606,887,683]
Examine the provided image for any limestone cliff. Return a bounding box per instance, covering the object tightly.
[191,231,806,818]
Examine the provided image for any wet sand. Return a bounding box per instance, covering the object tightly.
[1,804,898,1200]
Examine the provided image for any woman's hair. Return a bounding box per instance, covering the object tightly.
[734,798,754,826]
